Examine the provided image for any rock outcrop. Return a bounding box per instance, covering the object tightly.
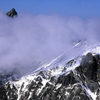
[6,8,17,17]
[0,52,100,100]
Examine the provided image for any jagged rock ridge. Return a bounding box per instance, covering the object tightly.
[0,51,100,100]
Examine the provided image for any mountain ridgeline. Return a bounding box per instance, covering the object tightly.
[0,51,100,100]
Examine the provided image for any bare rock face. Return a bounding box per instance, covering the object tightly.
[6,8,17,17]
[0,52,100,100]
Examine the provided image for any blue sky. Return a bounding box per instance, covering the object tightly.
[0,0,100,18]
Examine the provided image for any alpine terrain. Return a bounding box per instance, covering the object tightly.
[0,43,100,100]
[0,9,100,100]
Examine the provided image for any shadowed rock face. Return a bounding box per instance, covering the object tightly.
[6,8,17,17]
[0,52,100,100]
[80,53,98,81]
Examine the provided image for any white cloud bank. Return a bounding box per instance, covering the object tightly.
[0,11,100,76]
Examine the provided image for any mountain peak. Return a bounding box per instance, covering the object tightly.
[6,8,18,17]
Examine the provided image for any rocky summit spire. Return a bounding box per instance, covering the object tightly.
[6,8,17,17]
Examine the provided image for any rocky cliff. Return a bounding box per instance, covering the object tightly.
[0,49,100,100]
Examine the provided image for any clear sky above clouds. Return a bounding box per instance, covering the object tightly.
[0,0,100,18]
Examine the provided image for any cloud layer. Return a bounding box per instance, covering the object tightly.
[0,11,100,76]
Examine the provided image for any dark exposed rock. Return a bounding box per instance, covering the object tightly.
[75,53,100,93]
[57,71,77,86]
[6,8,17,17]
[76,52,98,81]
[0,86,7,100]
[0,81,18,100]
[0,52,100,100]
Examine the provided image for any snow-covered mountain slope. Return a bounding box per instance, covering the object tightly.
[0,44,100,100]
